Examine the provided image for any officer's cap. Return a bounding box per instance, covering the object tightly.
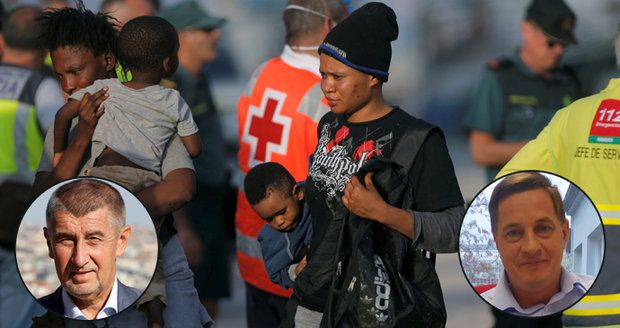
[159,0,226,31]
[526,0,577,45]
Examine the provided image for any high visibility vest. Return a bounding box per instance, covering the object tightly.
[0,65,49,249]
[500,78,620,326]
[0,65,47,185]
[236,56,329,297]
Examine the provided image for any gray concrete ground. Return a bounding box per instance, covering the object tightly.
[214,256,493,328]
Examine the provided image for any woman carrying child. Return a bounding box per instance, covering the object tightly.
[290,3,465,327]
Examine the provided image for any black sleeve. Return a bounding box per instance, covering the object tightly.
[409,129,464,212]
[408,129,465,253]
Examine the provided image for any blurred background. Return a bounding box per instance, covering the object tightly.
[6,0,620,326]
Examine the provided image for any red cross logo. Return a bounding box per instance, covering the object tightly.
[242,88,291,166]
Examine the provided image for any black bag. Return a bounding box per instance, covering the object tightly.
[322,118,447,328]
[322,197,444,328]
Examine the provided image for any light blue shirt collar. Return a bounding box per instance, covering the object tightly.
[482,267,594,317]
[62,277,119,320]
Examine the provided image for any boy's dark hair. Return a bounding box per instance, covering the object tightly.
[38,0,118,58]
[244,162,296,205]
[3,6,43,51]
[489,171,565,233]
[118,16,178,73]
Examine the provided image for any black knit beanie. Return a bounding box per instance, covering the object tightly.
[318,2,398,82]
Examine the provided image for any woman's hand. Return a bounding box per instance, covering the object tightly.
[76,87,108,131]
[342,172,414,238]
[342,172,388,222]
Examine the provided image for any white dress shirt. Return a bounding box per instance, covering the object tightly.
[62,278,119,320]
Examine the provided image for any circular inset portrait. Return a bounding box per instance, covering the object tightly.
[459,171,604,317]
[15,177,158,320]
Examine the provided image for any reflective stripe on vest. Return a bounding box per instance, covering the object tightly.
[599,205,620,226]
[0,99,42,175]
[236,228,262,259]
[564,204,620,324]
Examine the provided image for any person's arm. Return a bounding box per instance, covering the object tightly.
[179,132,202,157]
[343,132,466,253]
[408,130,465,253]
[32,88,109,197]
[176,96,201,157]
[53,100,80,166]
[463,68,520,167]
[136,168,196,219]
[409,205,465,253]
[469,130,528,166]
[258,228,296,289]
[135,129,197,217]
[339,172,465,252]
[498,107,567,178]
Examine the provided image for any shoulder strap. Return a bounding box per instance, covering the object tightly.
[390,115,436,177]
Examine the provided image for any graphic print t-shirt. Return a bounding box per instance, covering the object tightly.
[302,107,464,311]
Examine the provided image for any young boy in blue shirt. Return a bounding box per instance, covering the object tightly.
[244,162,312,289]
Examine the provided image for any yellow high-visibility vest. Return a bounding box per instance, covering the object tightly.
[500,79,620,326]
[0,65,46,184]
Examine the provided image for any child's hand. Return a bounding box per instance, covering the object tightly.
[295,255,308,275]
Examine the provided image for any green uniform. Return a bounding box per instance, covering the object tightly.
[462,49,581,181]
[500,78,620,326]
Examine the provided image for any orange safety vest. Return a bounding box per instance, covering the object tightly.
[237,56,328,297]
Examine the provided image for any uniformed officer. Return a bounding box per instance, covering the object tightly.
[0,6,64,328]
[498,22,620,326]
[462,0,581,182]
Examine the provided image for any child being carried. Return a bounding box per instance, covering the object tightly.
[245,162,312,289]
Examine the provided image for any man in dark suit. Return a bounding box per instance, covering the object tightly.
[40,178,139,320]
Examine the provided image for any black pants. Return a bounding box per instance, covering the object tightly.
[491,306,562,327]
[245,282,289,328]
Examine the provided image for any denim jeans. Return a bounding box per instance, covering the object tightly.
[0,247,46,328]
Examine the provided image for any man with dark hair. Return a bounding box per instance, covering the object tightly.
[463,0,582,182]
[40,178,139,320]
[235,1,349,326]
[33,3,212,327]
[482,172,593,317]
[488,172,565,232]
[0,5,64,328]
